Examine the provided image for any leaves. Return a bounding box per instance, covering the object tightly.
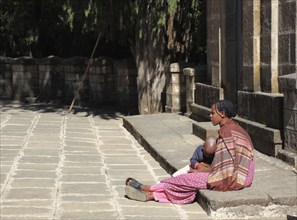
[0,0,206,63]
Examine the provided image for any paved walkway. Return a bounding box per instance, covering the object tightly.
[0,102,296,220]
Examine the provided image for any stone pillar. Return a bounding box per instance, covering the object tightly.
[165,62,192,113]
[37,56,63,101]
[220,0,238,103]
[183,65,206,116]
[278,0,297,78]
[260,0,279,92]
[242,0,261,91]
[271,0,279,93]
[278,73,297,168]
[0,57,12,98]
[207,0,221,87]
[11,57,38,102]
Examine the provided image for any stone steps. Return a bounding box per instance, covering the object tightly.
[123,113,297,216]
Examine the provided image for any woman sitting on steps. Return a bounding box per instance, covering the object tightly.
[125,99,255,204]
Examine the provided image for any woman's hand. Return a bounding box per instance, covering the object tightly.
[187,168,200,173]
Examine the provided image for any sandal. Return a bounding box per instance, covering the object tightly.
[125,185,148,202]
[125,177,142,191]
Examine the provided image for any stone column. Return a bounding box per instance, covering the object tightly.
[242,0,261,92]
[165,62,192,113]
[260,0,280,92]
[183,65,206,116]
[207,0,221,87]
[278,0,297,78]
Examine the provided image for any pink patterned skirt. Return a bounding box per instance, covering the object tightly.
[150,159,255,204]
[150,172,209,204]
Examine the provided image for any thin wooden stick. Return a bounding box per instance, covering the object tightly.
[67,33,102,113]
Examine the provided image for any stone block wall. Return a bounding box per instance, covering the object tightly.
[11,57,39,101]
[63,56,89,105]
[0,57,12,98]
[238,91,283,129]
[0,56,138,113]
[114,58,138,114]
[194,83,223,109]
[38,56,64,102]
[279,73,297,153]
[198,0,297,162]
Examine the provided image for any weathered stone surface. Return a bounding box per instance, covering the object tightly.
[279,73,297,90]
[195,83,223,108]
[238,91,284,129]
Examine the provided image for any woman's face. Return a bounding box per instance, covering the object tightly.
[209,104,223,126]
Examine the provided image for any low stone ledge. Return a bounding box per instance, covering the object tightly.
[277,149,297,168]
[234,116,282,156]
[190,103,211,121]
[197,187,271,213]
[192,122,219,140]
[279,73,297,90]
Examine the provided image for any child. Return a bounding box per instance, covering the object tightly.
[172,135,217,177]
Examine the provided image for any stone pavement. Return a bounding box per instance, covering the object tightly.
[0,102,296,220]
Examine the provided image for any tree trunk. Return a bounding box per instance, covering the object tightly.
[132,2,168,114]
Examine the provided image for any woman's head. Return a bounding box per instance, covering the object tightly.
[209,99,237,126]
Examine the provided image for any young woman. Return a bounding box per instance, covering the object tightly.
[125,99,255,204]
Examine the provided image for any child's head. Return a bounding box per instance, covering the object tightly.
[203,135,217,157]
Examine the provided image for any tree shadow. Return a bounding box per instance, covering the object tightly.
[0,99,127,120]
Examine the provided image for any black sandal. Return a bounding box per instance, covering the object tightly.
[125,177,143,191]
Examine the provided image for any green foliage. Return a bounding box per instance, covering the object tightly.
[0,0,206,63]
[168,0,179,17]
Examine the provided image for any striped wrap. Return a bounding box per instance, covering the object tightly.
[207,119,254,191]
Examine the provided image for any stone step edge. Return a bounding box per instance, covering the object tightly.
[122,117,177,175]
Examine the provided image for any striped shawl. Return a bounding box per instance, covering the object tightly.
[207,119,254,191]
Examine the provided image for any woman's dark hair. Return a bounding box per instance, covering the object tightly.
[215,99,237,118]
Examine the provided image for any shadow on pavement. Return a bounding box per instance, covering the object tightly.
[0,100,126,120]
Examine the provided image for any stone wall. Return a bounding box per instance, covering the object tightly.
[0,56,138,114]
[196,0,297,162]
[278,73,297,167]
[0,57,12,98]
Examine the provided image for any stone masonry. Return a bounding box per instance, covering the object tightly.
[163,0,297,167]
[192,0,297,164]
[0,56,138,114]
